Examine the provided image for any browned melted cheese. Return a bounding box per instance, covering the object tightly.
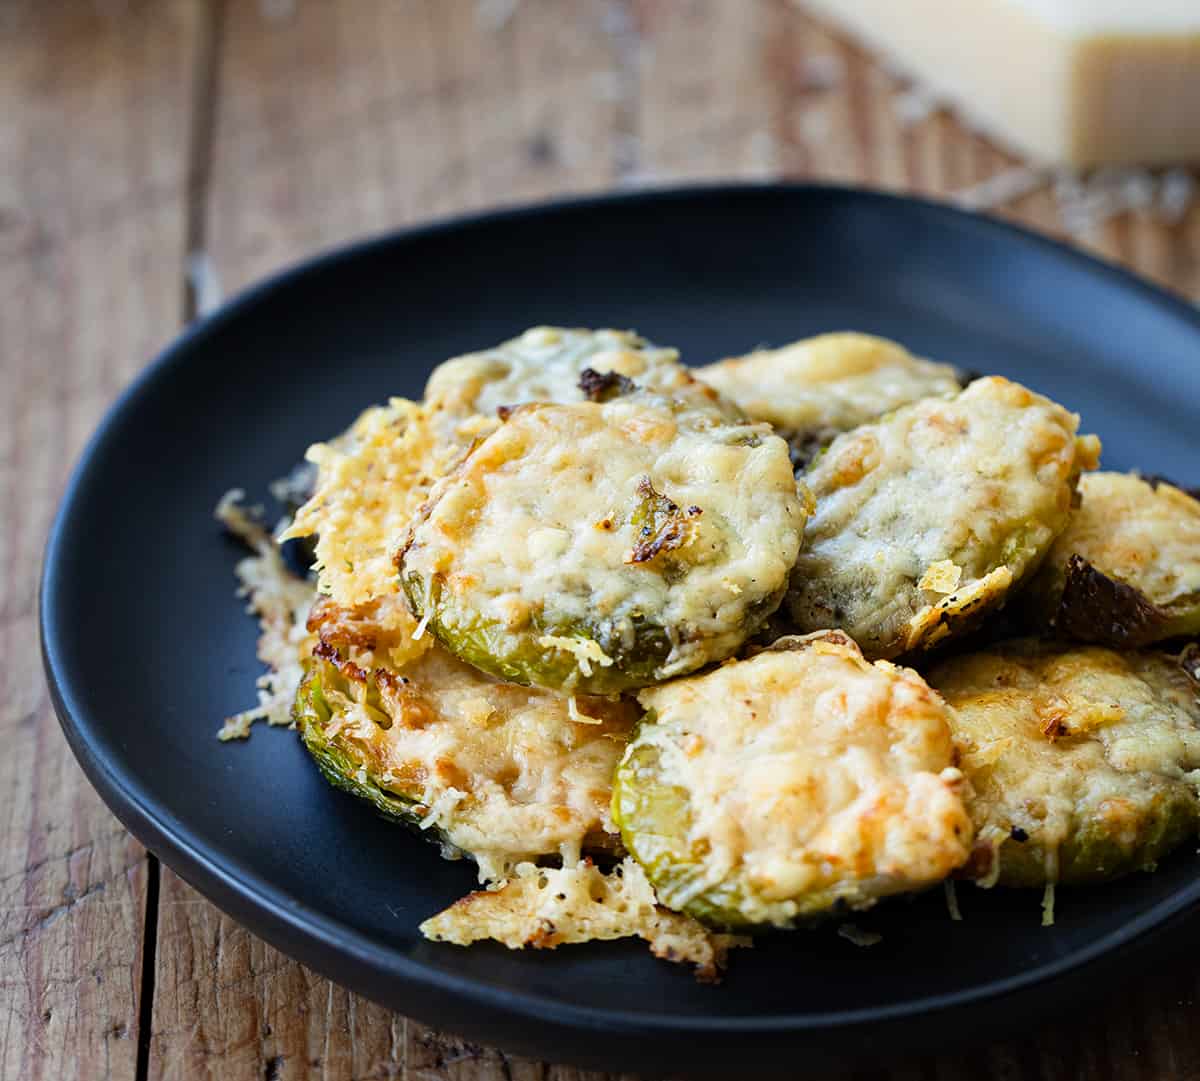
[929,640,1200,887]
[310,597,637,882]
[787,376,1101,658]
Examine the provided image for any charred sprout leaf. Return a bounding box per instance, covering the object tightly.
[578,366,637,402]
[1181,643,1200,687]
[1055,554,1169,649]
[788,430,835,473]
[626,477,702,567]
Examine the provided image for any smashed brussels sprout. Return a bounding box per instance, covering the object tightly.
[612,632,972,929]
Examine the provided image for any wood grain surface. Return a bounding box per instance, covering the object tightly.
[6,1,1200,1078]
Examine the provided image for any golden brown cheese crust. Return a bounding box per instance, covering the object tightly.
[928,640,1200,887]
[305,595,637,882]
[696,333,962,453]
[786,376,1101,659]
[400,394,807,692]
[425,326,739,444]
[614,632,972,928]
[287,330,737,619]
[280,398,458,609]
[419,858,747,982]
[1028,472,1200,646]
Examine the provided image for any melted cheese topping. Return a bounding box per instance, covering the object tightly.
[696,333,962,445]
[929,641,1200,886]
[424,326,738,445]
[625,634,972,926]
[310,598,637,882]
[286,329,739,618]
[402,395,806,688]
[419,858,748,982]
[281,398,457,607]
[787,376,1100,658]
[1036,471,1200,614]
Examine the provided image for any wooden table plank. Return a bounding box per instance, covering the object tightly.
[202,0,622,297]
[1,3,200,1079]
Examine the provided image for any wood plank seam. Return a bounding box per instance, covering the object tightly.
[133,860,159,1081]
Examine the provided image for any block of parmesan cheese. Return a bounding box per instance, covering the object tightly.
[801,0,1200,167]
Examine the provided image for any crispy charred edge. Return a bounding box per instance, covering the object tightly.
[1054,553,1168,649]
[578,366,637,403]
[626,476,702,566]
[307,595,380,653]
[903,575,1011,659]
[309,636,425,725]
[424,857,733,983]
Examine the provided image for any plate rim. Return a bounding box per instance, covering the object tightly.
[40,181,1200,1038]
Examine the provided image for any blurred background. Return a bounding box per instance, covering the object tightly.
[3,1,1199,1079]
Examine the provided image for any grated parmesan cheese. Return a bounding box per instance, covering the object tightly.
[419,787,468,833]
[944,879,963,922]
[536,635,614,678]
[215,490,316,740]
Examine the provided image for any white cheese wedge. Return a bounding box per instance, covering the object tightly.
[801,0,1200,166]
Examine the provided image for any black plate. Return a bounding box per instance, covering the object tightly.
[42,185,1200,1076]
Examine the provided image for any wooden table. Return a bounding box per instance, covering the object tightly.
[5,2,1199,1078]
